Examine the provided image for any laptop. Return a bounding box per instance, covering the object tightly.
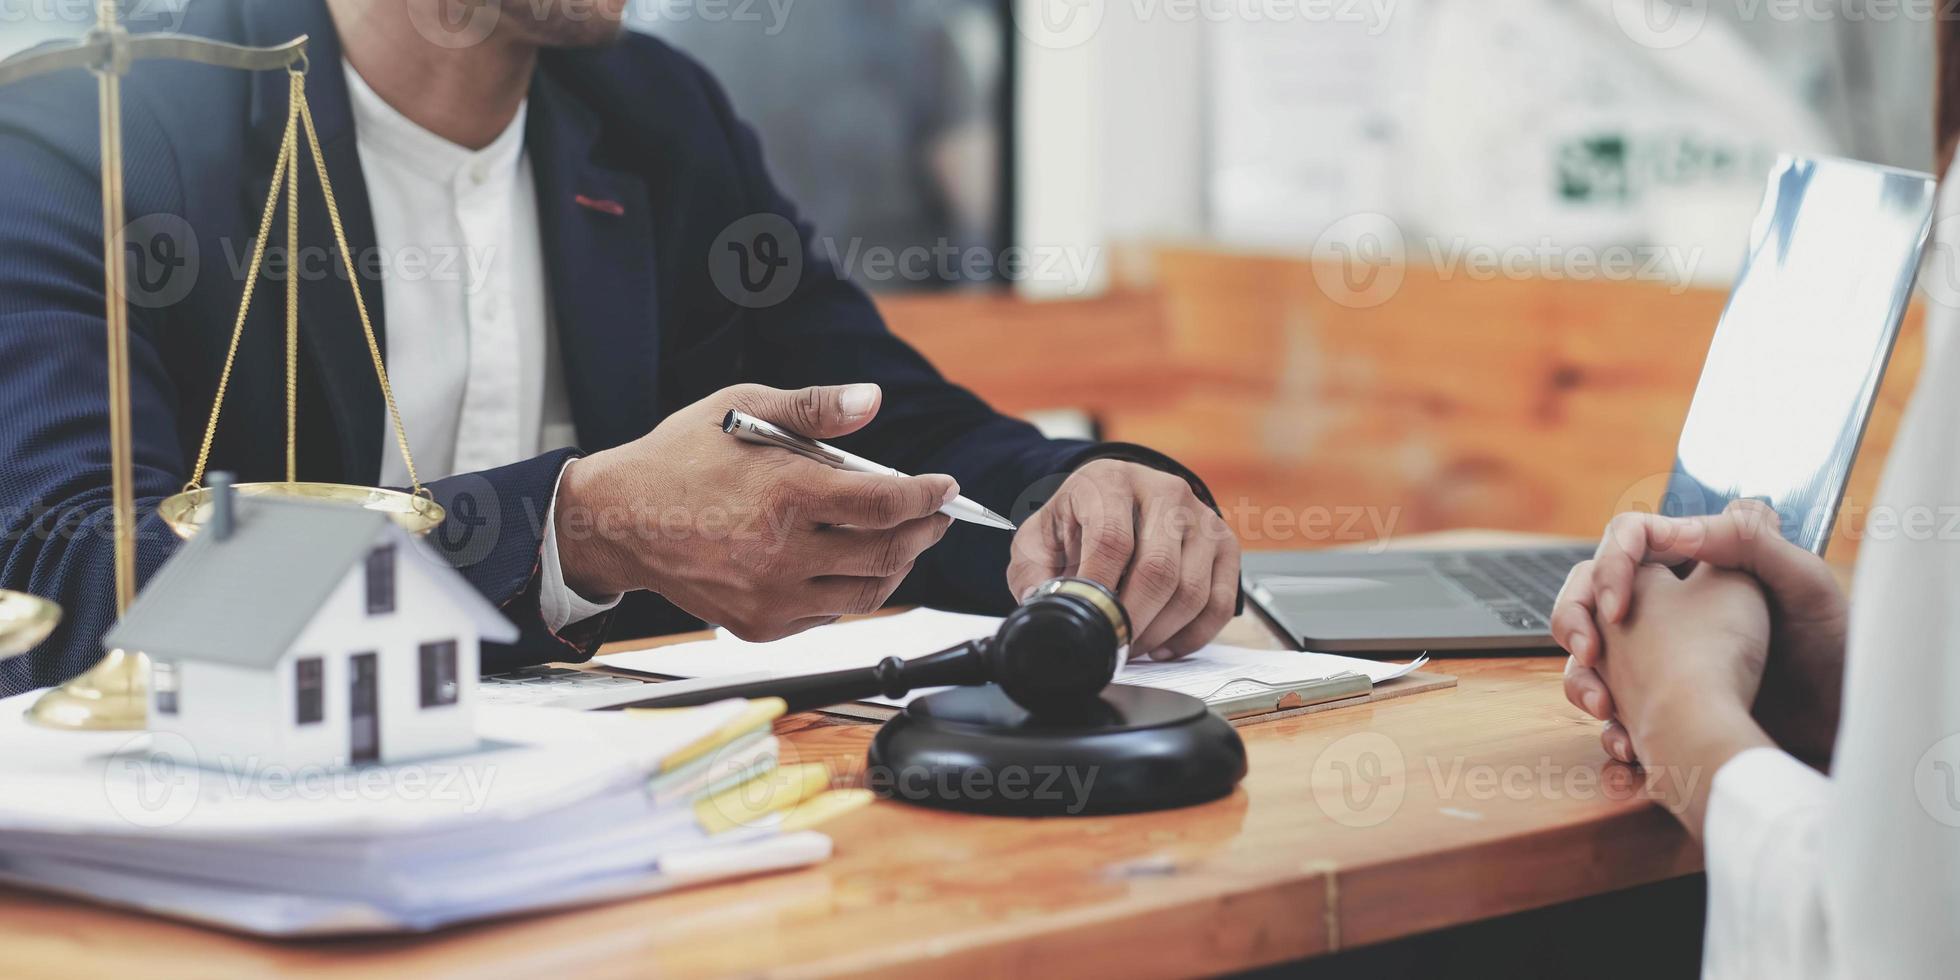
[1245,155,1937,654]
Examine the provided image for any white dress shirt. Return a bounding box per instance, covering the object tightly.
[1700,167,1960,977]
[344,63,620,633]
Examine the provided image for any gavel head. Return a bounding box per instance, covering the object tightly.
[988,578,1131,714]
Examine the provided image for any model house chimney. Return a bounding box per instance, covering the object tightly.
[209,471,236,542]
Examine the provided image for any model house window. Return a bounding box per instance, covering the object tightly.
[295,657,324,725]
[153,660,178,715]
[419,640,459,708]
[365,545,396,615]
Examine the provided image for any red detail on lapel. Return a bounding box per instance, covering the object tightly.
[574,194,626,217]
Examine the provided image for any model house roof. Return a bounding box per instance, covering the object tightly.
[104,498,516,667]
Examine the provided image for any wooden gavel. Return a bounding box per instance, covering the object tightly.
[605,578,1132,715]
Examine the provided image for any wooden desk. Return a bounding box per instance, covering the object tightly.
[0,535,1698,979]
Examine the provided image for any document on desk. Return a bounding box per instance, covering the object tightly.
[1128,648,1427,701]
[0,691,833,936]
[599,608,1428,709]
[479,665,653,708]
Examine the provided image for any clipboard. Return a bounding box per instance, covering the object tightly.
[1206,670,1374,720]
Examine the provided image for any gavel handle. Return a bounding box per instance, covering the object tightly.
[602,641,993,713]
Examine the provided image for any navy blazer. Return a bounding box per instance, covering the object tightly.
[0,0,1192,694]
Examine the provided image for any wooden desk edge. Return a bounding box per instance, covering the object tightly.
[0,531,1703,979]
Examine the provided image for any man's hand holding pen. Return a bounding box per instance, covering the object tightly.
[555,383,956,641]
[556,381,1242,654]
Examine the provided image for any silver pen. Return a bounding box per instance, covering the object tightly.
[721,409,1017,531]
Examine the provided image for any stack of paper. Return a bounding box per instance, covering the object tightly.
[598,609,1429,710]
[0,692,836,936]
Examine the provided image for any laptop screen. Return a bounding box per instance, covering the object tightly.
[1663,155,1936,554]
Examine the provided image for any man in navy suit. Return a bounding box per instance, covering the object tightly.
[0,0,1241,694]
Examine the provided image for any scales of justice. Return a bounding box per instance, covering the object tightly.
[0,0,445,730]
[0,4,1248,818]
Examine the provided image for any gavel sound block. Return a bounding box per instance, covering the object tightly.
[611,579,1248,816]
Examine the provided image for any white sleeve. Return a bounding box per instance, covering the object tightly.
[1700,183,1960,977]
[540,464,623,633]
[1699,231,1960,977]
[1811,293,1960,977]
[1817,511,1960,980]
[1701,748,1832,980]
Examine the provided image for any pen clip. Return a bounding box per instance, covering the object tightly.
[722,410,843,466]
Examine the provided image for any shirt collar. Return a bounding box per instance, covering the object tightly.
[341,59,529,184]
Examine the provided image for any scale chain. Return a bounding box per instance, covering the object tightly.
[183,74,296,491]
[183,67,425,498]
[284,68,300,484]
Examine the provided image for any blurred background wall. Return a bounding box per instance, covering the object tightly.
[637,0,1013,293]
[1018,0,1934,293]
[6,1,1932,294]
[4,0,1941,558]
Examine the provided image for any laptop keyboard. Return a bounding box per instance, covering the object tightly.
[1436,547,1594,631]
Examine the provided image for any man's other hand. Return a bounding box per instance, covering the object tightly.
[1007,459,1241,660]
[555,382,955,641]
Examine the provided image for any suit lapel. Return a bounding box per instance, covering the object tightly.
[240,0,662,476]
[243,0,387,484]
[526,71,660,453]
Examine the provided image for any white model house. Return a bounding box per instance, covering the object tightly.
[105,481,516,771]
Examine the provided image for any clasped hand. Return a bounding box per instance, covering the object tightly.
[1550,500,1848,825]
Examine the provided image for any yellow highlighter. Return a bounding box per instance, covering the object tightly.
[696,762,832,836]
[630,697,788,774]
[781,789,875,833]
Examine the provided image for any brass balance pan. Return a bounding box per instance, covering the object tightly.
[159,482,446,539]
[0,590,61,659]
